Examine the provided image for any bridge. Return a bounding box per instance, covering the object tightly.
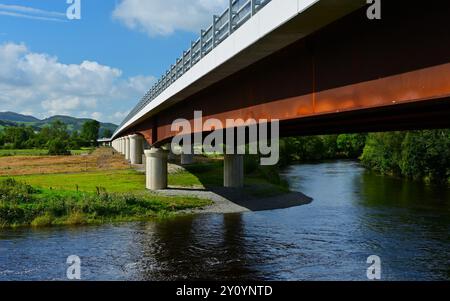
[110,0,450,190]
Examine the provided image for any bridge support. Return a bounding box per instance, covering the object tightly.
[144,148,168,190]
[224,154,244,188]
[129,134,143,164]
[181,144,194,165]
[125,136,131,161]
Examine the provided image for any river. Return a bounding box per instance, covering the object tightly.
[1,160,449,280]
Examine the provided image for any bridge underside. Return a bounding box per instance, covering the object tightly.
[122,1,449,145]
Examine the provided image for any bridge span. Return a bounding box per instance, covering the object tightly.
[110,0,450,190]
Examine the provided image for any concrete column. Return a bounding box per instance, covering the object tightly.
[224,154,244,188]
[125,136,131,161]
[168,151,176,162]
[144,148,168,190]
[129,134,143,164]
[120,138,124,154]
[181,144,194,165]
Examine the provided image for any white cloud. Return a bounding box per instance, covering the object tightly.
[0,4,66,22]
[0,42,156,124]
[112,0,228,36]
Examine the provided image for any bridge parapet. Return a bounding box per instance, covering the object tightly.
[115,0,272,136]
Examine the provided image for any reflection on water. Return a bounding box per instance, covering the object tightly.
[1,161,449,280]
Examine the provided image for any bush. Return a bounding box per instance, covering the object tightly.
[47,138,70,156]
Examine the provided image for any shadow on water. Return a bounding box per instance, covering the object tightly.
[133,214,261,281]
[357,170,450,211]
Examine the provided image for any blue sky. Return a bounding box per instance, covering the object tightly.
[0,0,227,124]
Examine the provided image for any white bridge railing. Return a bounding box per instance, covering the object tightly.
[115,0,272,135]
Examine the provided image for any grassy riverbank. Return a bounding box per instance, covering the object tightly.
[0,178,210,228]
[0,148,211,228]
[0,148,290,228]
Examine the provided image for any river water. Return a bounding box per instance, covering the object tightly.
[1,161,449,280]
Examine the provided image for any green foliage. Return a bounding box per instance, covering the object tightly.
[337,134,367,158]
[0,130,4,146]
[81,120,100,146]
[41,120,70,142]
[101,128,113,138]
[68,131,83,149]
[47,138,71,156]
[360,132,405,175]
[0,119,105,154]
[281,134,366,165]
[361,130,450,183]
[1,126,35,149]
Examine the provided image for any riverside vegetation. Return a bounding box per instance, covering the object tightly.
[280,129,450,184]
[0,178,210,228]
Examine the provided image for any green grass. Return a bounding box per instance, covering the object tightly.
[9,170,147,194]
[0,178,210,228]
[169,160,290,197]
[169,162,223,187]
[0,149,49,156]
[70,148,94,155]
[0,148,94,157]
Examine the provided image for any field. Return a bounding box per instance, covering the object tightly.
[0,148,211,228]
[0,148,129,176]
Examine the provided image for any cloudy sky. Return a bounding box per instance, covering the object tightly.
[0,0,227,124]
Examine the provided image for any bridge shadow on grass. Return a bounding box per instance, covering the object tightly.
[166,160,313,213]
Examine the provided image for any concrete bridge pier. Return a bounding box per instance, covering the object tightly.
[124,136,131,161]
[129,134,143,164]
[144,148,168,190]
[181,144,194,165]
[120,138,124,155]
[224,154,244,188]
[167,150,177,162]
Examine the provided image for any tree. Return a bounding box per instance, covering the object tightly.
[400,130,450,182]
[2,126,35,149]
[101,128,113,138]
[48,138,70,156]
[337,134,367,158]
[360,132,405,175]
[81,120,100,146]
[0,130,5,148]
[68,131,83,150]
[39,120,70,142]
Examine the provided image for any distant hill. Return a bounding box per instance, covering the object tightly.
[0,111,40,123]
[0,112,117,136]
